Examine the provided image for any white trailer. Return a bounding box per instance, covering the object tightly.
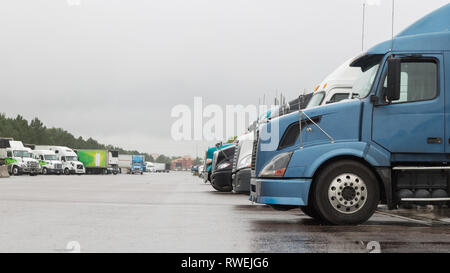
[153,163,166,173]
[118,154,132,174]
[145,162,155,172]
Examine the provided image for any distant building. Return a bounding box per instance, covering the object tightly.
[150,153,160,160]
[171,156,194,170]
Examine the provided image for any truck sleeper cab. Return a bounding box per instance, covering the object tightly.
[307,57,363,109]
[35,146,86,175]
[0,139,40,176]
[250,4,450,225]
[32,150,63,175]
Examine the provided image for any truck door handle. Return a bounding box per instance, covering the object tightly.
[427,137,442,144]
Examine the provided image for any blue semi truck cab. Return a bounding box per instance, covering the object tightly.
[250,4,450,225]
[131,155,145,175]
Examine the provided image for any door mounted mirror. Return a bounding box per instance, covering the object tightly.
[386,57,401,102]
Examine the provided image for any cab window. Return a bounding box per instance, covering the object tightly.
[306,91,325,108]
[383,60,438,103]
[327,93,349,104]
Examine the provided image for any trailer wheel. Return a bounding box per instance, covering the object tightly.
[64,168,70,175]
[12,166,19,176]
[312,160,379,225]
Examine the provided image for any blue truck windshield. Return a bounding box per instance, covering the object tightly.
[351,63,380,98]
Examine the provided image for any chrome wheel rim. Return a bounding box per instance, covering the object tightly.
[328,173,367,214]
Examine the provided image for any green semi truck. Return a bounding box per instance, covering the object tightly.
[76,149,119,175]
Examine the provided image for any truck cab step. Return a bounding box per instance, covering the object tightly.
[393,166,450,170]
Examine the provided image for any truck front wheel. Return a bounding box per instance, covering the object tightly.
[12,166,20,176]
[312,160,379,225]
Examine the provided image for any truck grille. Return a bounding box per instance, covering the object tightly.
[231,144,241,173]
[27,161,39,168]
[77,164,84,169]
[55,164,62,169]
[251,131,259,171]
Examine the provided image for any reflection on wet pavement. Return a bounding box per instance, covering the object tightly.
[0,172,449,252]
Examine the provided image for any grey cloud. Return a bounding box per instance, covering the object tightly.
[0,0,448,156]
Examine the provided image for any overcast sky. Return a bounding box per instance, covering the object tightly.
[0,0,448,157]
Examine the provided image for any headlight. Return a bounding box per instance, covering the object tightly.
[217,162,231,170]
[206,158,212,164]
[259,152,293,178]
[237,154,252,169]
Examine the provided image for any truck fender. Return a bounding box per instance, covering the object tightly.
[288,142,393,208]
[287,142,390,178]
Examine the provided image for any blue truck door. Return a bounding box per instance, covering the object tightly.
[372,55,444,155]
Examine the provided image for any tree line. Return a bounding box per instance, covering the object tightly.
[0,114,178,164]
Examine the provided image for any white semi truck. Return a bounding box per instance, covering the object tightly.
[306,57,363,108]
[34,145,85,175]
[31,150,63,175]
[0,138,40,176]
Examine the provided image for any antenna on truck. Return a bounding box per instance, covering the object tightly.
[297,95,335,149]
[390,0,395,51]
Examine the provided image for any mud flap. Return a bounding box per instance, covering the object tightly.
[0,166,10,178]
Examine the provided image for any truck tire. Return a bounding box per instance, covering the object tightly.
[42,168,48,175]
[312,160,379,225]
[12,166,20,176]
[64,168,70,175]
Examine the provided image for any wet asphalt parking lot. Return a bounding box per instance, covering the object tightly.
[0,171,449,253]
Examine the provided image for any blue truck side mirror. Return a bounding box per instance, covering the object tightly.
[386,58,401,102]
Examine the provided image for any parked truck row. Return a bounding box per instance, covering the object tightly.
[200,5,450,225]
[0,138,151,177]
